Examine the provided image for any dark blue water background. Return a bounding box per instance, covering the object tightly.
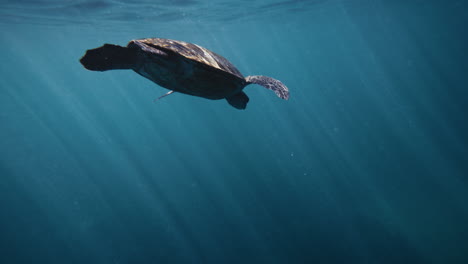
[1,0,467,263]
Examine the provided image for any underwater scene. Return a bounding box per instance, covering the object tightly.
[1,0,467,263]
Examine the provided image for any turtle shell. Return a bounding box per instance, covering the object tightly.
[128,38,244,79]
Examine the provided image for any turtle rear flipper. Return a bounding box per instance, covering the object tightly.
[226,91,249,109]
[246,75,289,100]
[80,44,138,71]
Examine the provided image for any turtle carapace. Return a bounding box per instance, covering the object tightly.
[80,38,289,109]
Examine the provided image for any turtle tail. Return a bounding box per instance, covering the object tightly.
[245,75,289,100]
[80,44,138,71]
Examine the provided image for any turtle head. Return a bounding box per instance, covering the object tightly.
[80,44,137,71]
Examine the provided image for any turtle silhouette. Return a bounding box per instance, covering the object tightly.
[80,38,289,109]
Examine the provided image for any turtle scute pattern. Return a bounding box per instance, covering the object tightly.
[135,38,244,79]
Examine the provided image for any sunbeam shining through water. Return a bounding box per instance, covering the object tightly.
[1,1,467,263]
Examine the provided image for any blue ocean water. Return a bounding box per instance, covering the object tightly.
[1,0,467,263]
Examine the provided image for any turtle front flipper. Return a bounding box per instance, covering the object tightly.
[226,91,249,109]
[245,75,289,100]
[80,44,138,71]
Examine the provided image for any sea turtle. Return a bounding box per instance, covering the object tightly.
[80,38,289,109]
